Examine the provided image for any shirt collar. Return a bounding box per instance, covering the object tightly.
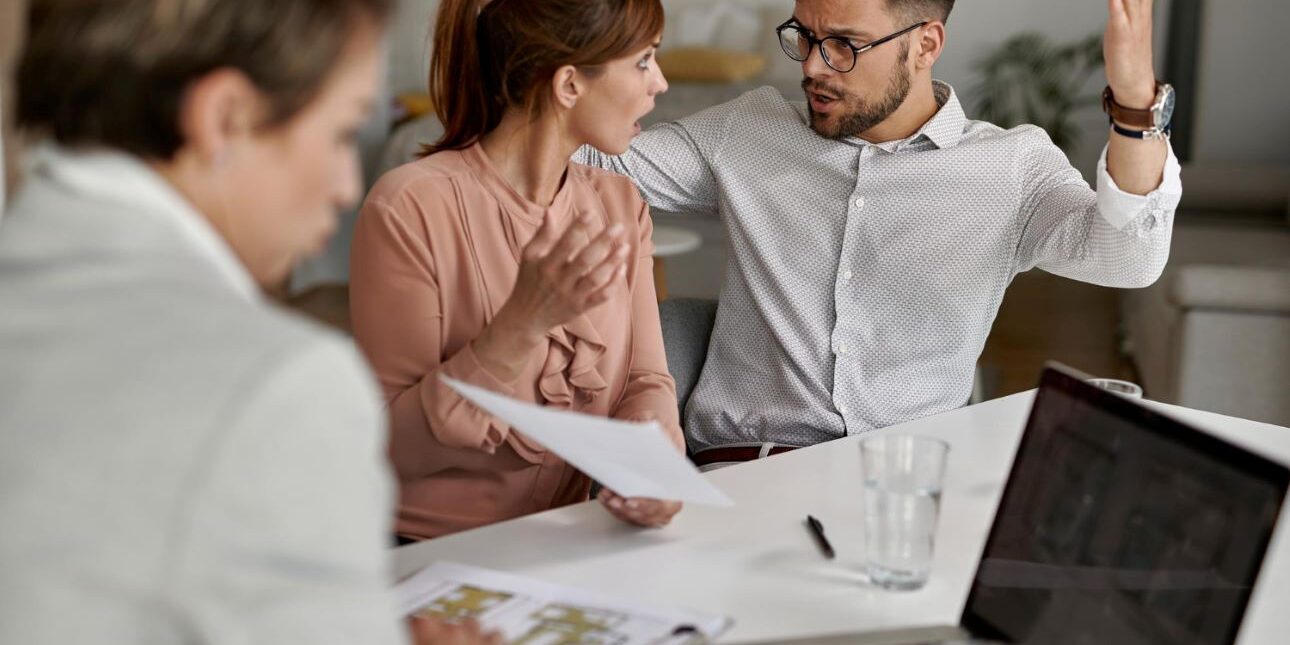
[29,143,260,302]
[918,81,966,149]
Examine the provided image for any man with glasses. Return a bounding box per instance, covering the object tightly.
[577,0,1180,466]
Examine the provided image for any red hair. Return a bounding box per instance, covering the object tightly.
[424,0,664,156]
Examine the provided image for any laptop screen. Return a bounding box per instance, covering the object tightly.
[960,366,1289,645]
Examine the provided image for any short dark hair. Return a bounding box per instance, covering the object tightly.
[17,0,394,160]
[887,0,955,24]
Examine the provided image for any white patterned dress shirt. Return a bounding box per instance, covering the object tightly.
[577,82,1182,450]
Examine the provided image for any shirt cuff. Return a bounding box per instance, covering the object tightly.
[1095,140,1183,230]
[433,343,524,453]
[447,341,523,396]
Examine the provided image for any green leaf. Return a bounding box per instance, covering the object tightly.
[969,30,1105,154]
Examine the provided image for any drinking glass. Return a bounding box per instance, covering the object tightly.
[1086,378,1144,398]
[861,435,950,591]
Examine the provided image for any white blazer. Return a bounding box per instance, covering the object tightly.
[0,146,406,644]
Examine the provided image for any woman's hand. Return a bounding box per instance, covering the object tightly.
[499,211,630,338]
[596,411,686,528]
[598,488,683,528]
[472,211,630,380]
[408,616,502,645]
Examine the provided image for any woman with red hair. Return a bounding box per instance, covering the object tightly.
[351,0,682,542]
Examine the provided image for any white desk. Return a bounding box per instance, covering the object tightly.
[393,393,1290,643]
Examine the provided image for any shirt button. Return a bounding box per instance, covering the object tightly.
[854,197,866,209]
[844,270,854,281]
[837,343,849,355]
[838,404,849,416]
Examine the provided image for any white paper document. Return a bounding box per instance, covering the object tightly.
[398,561,731,644]
[442,376,734,507]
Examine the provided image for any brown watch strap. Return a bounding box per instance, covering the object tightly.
[1101,86,1155,129]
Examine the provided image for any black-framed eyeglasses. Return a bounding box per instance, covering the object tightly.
[776,19,928,73]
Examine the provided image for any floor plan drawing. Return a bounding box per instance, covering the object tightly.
[396,562,730,644]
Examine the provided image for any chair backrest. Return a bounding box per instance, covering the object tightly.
[657,298,718,419]
[286,283,352,334]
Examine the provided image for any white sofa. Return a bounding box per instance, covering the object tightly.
[1119,164,1290,426]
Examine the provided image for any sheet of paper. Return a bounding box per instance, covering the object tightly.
[442,376,734,507]
[398,561,730,644]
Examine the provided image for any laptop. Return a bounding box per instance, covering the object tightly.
[765,363,1290,645]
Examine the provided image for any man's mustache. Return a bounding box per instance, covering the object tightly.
[801,78,846,100]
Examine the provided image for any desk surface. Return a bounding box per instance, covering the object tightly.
[393,393,1290,643]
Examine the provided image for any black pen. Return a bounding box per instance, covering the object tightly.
[805,514,835,559]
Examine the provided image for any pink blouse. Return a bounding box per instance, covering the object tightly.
[350,143,683,539]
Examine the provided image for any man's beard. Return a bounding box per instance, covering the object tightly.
[804,42,912,139]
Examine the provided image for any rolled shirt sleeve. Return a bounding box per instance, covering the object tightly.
[1095,141,1184,230]
[1015,132,1182,289]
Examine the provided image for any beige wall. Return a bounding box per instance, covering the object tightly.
[388,0,435,95]
[1192,0,1290,164]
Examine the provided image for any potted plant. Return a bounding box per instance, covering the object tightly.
[971,32,1104,154]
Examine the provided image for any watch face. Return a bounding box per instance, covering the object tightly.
[1155,84,1176,128]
